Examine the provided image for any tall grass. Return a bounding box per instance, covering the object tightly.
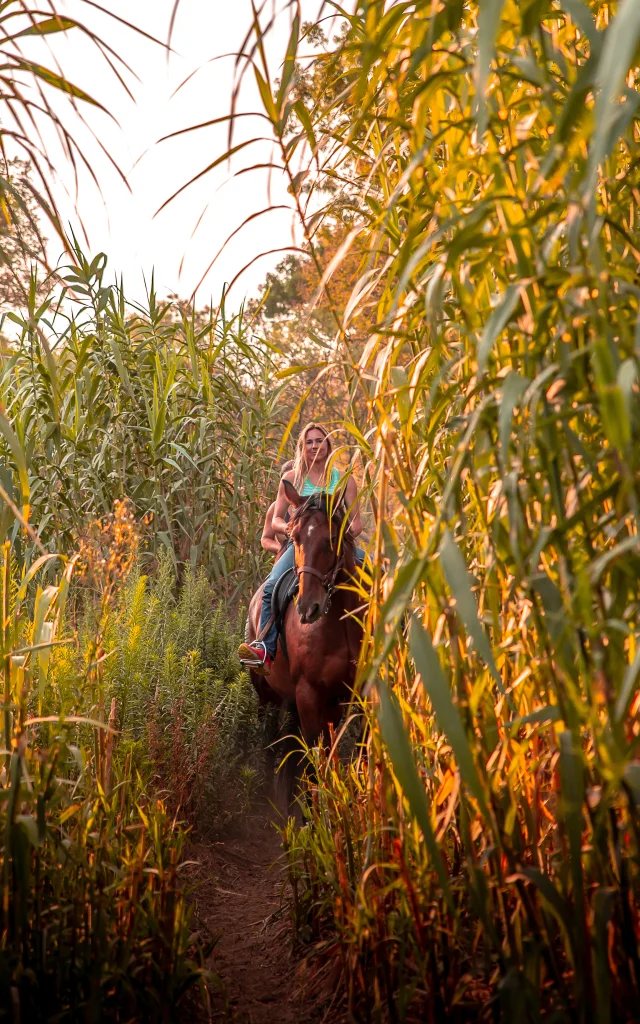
[0,236,281,1018]
[220,1,640,1019]
[1,245,284,598]
[0,528,214,1021]
[102,554,262,828]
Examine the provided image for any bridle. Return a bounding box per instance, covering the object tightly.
[296,556,345,613]
[291,494,349,615]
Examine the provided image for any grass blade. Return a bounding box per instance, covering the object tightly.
[377,679,453,909]
[410,616,489,820]
[439,530,503,694]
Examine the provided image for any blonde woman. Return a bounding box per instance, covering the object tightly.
[238,422,364,674]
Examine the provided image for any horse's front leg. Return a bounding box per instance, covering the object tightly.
[295,678,342,749]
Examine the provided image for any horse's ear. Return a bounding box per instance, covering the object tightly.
[283,479,303,507]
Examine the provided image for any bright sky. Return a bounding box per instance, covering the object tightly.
[11,0,323,309]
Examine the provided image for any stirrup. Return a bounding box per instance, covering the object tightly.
[238,639,271,672]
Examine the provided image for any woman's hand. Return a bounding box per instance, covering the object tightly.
[271,477,294,538]
[271,511,290,537]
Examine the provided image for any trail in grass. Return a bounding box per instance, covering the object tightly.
[189,802,329,1024]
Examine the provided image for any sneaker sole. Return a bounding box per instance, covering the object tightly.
[241,662,269,676]
[239,659,270,676]
[238,644,270,675]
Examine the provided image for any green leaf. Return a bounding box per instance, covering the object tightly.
[521,0,549,36]
[108,338,135,400]
[530,574,576,681]
[593,887,615,1024]
[439,530,503,693]
[617,358,637,419]
[33,586,56,649]
[561,0,599,49]
[509,705,562,732]
[410,617,490,819]
[558,731,587,975]
[15,814,42,848]
[39,334,60,423]
[588,0,640,187]
[294,100,316,152]
[517,867,570,929]
[277,12,300,116]
[376,680,453,908]
[11,58,108,113]
[0,410,30,508]
[12,17,77,39]
[36,621,53,686]
[33,585,57,702]
[478,285,522,372]
[589,535,640,585]
[615,638,640,722]
[18,554,60,604]
[475,0,506,137]
[623,762,640,803]
[499,371,529,458]
[254,66,278,124]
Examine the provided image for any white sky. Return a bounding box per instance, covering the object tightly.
[8,0,325,309]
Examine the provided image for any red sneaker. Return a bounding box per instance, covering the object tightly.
[237,639,273,676]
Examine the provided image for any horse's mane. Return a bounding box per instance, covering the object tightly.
[290,490,347,526]
[290,491,355,553]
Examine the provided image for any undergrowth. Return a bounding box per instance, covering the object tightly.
[101,554,262,829]
[0,531,217,1022]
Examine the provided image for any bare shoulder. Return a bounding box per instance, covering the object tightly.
[281,470,296,484]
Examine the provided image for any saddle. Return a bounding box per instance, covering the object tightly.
[271,566,298,660]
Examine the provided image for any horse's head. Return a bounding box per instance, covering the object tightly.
[283,479,352,624]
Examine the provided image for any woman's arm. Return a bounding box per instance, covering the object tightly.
[343,476,363,538]
[271,472,294,537]
[261,504,280,554]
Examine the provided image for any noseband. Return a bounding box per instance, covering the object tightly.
[291,494,349,615]
[296,557,345,612]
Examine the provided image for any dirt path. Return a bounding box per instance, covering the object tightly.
[188,802,331,1024]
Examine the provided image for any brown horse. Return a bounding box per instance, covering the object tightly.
[246,482,364,787]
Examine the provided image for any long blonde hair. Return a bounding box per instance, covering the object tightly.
[292,422,332,491]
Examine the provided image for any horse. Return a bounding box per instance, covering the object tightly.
[245,481,364,803]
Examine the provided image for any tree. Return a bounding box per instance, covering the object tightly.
[248,219,383,434]
[0,159,50,309]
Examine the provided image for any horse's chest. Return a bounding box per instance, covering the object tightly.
[287,614,358,685]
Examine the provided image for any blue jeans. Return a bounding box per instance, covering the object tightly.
[259,543,366,657]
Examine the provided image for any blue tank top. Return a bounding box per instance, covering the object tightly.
[300,467,341,496]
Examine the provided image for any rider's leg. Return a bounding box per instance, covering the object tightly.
[238,543,295,672]
[258,542,295,658]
